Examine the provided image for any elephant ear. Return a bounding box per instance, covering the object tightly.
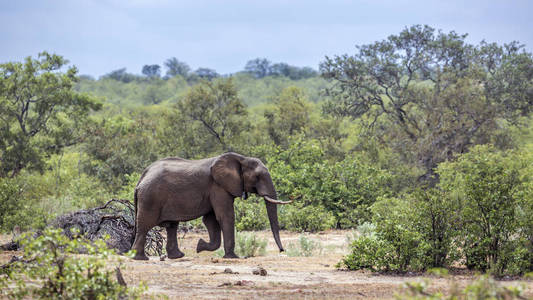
[211,153,244,197]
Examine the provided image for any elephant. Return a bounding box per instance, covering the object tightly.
[131,152,291,260]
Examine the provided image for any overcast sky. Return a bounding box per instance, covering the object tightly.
[1,0,532,77]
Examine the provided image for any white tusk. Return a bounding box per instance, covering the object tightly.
[263,195,293,205]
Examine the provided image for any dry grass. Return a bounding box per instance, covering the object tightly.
[1,230,532,299]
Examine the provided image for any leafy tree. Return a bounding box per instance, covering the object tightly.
[264,86,311,146]
[0,52,101,177]
[245,58,271,78]
[192,67,219,80]
[321,25,533,181]
[141,64,161,78]
[164,57,190,77]
[177,78,247,150]
[81,110,161,188]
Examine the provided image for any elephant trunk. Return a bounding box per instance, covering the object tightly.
[265,200,284,252]
[262,175,284,252]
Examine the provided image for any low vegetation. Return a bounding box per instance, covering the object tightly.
[0,228,145,299]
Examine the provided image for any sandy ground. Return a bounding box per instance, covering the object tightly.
[1,230,532,299]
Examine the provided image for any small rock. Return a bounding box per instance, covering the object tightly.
[211,258,219,263]
[159,255,166,261]
[234,280,254,286]
[224,268,234,274]
[252,267,267,276]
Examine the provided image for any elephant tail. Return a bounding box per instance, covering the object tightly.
[132,187,138,247]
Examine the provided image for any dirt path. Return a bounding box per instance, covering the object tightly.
[2,230,532,299]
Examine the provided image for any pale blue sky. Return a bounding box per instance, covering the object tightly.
[1,0,531,77]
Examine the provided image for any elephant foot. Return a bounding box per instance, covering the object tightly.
[223,252,239,259]
[197,238,219,253]
[133,253,149,261]
[167,249,185,259]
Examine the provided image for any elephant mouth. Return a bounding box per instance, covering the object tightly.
[263,195,292,205]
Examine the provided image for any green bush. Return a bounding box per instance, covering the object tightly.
[234,196,268,231]
[235,232,267,257]
[0,228,145,299]
[286,235,322,257]
[339,221,430,272]
[256,138,396,229]
[0,177,22,231]
[340,145,533,276]
[279,204,335,232]
[438,145,533,275]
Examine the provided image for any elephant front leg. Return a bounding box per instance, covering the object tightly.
[166,222,185,259]
[216,207,238,259]
[197,212,221,252]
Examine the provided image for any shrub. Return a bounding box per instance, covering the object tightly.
[286,235,322,257]
[0,228,145,299]
[0,177,22,231]
[339,224,430,272]
[438,145,533,275]
[235,232,267,257]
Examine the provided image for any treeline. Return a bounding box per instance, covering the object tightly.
[1,25,532,276]
[91,57,317,83]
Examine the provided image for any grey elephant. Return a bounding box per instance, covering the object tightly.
[131,152,291,260]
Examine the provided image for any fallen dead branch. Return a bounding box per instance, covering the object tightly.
[50,198,165,256]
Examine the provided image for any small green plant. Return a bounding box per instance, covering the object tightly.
[0,228,145,299]
[396,275,526,299]
[286,235,322,257]
[235,232,267,257]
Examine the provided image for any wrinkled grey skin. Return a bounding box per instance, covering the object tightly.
[131,152,286,260]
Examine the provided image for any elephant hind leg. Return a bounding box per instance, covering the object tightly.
[166,222,185,259]
[197,212,221,253]
[132,223,151,260]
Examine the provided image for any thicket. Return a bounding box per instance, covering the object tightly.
[340,145,533,276]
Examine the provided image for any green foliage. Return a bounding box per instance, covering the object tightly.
[0,177,22,230]
[286,235,322,257]
[438,145,533,276]
[322,25,533,179]
[178,78,248,151]
[340,219,430,272]
[0,228,145,299]
[279,204,335,232]
[81,110,161,188]
[340,145,533,275]
[0,52,102,176]
[235,232,267,257]
[264,86,312,146]
[235,196,268,231]
[261,138,395,229]
[1,152,110,232]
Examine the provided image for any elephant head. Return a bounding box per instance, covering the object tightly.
[211,152,291,252]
